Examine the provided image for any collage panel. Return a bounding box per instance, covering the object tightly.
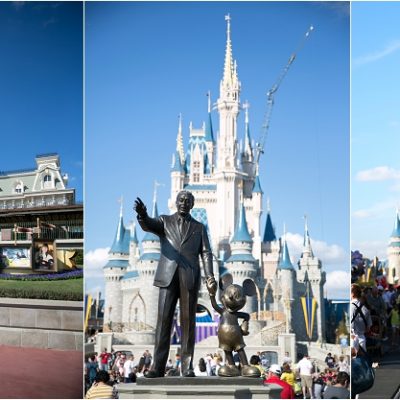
[0,2,84,399]
[85,2,350,399]
[351,2,400,398]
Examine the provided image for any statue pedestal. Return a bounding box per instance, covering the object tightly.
[118,376,282,399]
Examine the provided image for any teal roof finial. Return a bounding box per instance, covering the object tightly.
[231,201,252,243]
[392,209,400,238]
[278,224,294,270]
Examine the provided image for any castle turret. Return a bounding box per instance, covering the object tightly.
[103,200,130,328]
[297,217,326,342]
[387,209,400,284]
[225,203,257,314]
[261,200,280,281]
[215,15,244,249]
[134,192,161,329]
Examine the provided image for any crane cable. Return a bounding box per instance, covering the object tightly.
[255,25,314,173]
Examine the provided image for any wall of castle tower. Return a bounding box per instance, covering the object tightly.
[104,270,124,326]
[387,244,400,284]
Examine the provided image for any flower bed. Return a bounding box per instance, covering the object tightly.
[0,269,83,281]
[0,270,83,300]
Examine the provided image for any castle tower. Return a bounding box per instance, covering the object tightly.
[103,200,130,328]
[135,191,161,329]
[261,200,280,283]
[387,209,400,284]
[297,217,326,342]
[241,101,255,196]
[251,175,263,262]
[128,222,140,269]
[205,91,216,173]
[225,202,258,314]
[274,227,295,321]
[214,15,244,250]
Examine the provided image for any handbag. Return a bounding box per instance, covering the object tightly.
[351,353,375,395]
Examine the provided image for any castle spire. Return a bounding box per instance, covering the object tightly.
[302,215,314,258]
[110,198,129,255]
[278,224,294,270]
[391,208,400,238]
[231,201,252,243]
[176,113,185,165]
[222,14,235,87]
[242,100,253,160]
[205,91,214,142]
[263,199,276,242]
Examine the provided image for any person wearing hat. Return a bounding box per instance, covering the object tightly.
[264,363,295,399]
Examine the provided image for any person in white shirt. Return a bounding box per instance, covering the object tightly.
[123,355,135,383]
[296,354,314,399]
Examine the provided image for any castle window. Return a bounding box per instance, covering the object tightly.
[193,161,200,169]
[193,173,200,182]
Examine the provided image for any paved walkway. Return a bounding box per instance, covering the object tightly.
[1,345,82,399]
[359,342,400,399]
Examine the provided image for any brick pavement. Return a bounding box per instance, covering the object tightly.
[1,345,82,399]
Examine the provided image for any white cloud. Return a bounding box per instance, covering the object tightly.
[353,40,400,68]
[325,271,350,299]
[285,232,347,266]
[351,240,387,260]
[85,247,110,279]
[352,199,397,220]
[355,166,400,182]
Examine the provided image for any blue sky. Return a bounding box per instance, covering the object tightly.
[351,2,400,260]
[85,2,350,299]
[0,2,83,200]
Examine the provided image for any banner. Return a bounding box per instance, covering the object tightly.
[301,292,317,340]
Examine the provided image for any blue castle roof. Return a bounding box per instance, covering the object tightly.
[142,199,160,242]
[140,252,161,261]
[109,215,130,255]
[278,239,294,270]
[205,112,214,142]
[103,259,129,269]
[171,151,184,173]
[122,270,140,280]
[252,175,263,194]
[231,203,252,243]
[263,212,276,243]
[392,212,400,238]
[226,253,256,263]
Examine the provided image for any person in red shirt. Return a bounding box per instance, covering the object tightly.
[264,364,295,399]
[99,348,111,371]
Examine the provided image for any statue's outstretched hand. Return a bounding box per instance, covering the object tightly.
[134,197,147,217]
[206,276,217,296]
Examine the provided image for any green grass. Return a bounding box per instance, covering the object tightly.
[0,277,83,301]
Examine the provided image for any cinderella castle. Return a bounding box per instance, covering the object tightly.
[103,16,326,344]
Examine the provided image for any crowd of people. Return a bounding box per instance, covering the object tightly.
[351,282,400,396]
[84,348,350,399]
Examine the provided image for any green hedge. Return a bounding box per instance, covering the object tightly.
[0,278,83,301]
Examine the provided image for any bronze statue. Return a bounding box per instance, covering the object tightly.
[206,273,261,377]
[134,191,217,378]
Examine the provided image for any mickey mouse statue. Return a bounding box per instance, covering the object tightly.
[206,273,261,378]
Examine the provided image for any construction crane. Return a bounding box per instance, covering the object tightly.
[254,25,314,173]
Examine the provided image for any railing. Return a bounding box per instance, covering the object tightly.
[0,220,83,241]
